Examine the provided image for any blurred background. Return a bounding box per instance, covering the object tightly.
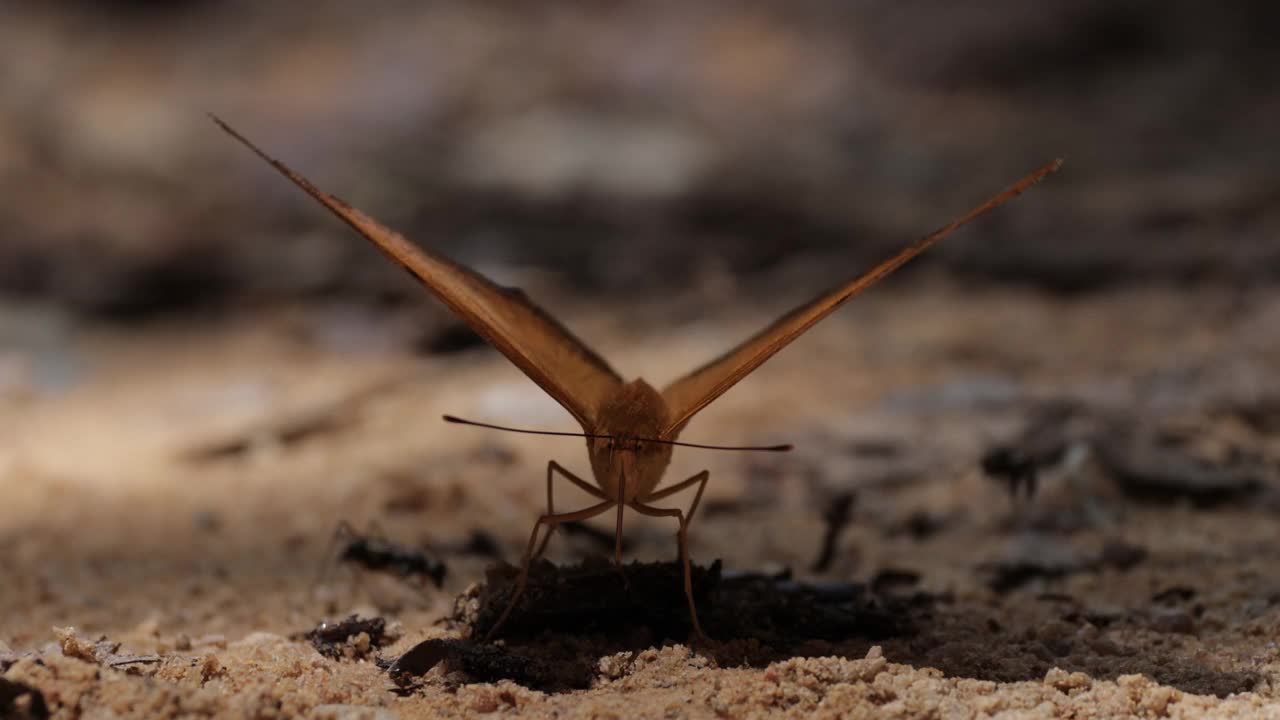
[2,1,1280,695]
[2,0,1278,317]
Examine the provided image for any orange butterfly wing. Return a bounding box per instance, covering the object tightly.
[214,117,623,431]
[661,160,1063,437]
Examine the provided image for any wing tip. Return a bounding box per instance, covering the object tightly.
[1034,157,1065,183]
[208,113,286,169]
[208,112,246,147]
[209,113,365,219]
[996,157,1064,205]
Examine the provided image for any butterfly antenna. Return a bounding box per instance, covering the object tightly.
[444,415,608,440]
[443,415,791,452]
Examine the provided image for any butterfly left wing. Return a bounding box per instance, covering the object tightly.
[660,160,1063,437]
[213,116,624,430]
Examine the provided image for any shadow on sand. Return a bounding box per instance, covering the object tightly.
[385,558,1259,697]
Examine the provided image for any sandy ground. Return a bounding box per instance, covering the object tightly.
[2,282,1279,718]
[3,3,1278,718]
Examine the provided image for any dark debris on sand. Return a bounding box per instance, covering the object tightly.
[384,638,587,692]
[0,677,49,720]
[465,557,917,644]
[980,538,1148,594]
[385,557,931,691]
[302,615,391,660]
[1094,419,1269,506]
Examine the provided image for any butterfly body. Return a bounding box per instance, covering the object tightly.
[213,114,1060,641]
[588,378,674,502]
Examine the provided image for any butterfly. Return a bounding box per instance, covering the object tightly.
[213,115,1060,640]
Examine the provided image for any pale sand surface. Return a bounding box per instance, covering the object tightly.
[3,285,1279,718]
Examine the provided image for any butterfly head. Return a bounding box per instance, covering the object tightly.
[588,379,674,502]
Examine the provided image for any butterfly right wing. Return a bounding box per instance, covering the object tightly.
[661,160,1063,437]
[213,117,623,431]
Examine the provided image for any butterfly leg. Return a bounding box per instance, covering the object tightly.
[631,469,711,641]
[533,461,605,561]
[483,499,616,642]
[645,469,711,510]
[614,472,629,589]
